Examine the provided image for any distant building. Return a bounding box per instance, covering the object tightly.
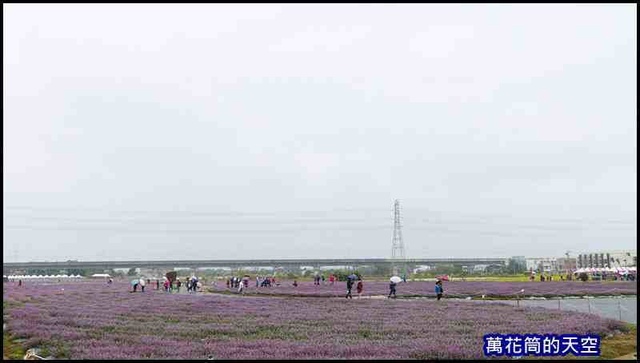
[90,273,111,278]
[556,257,577,272]
[525,258,560,274]
[413,265,432,274]
[473,264,488,273]
[577,250,637,269]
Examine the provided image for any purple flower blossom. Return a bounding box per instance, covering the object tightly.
[3,280,632,359]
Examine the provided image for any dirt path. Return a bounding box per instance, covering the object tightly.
[614,352,636,360]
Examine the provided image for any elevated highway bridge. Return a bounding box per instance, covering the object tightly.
[3,258,507,274]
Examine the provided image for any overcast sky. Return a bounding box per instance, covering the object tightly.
[3,4,637,262]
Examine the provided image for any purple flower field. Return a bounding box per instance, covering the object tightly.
[212,280,638,298]
[3,281,631,359]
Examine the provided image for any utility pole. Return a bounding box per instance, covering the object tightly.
[391,199,406,276]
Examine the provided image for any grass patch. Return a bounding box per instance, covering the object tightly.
[3,331,25,360]
[600,324,637,359]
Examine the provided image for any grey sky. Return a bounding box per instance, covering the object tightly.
[3,4,637,262]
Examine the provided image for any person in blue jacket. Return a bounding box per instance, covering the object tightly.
[435,280,444,301]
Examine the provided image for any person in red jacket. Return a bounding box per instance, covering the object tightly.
[356,279,364,298]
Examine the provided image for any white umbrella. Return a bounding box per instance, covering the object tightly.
[390,276,402,283]
[139,278,146,286]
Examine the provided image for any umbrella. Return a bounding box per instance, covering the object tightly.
[390,276,402,283]
[130,279,139,286]
[139,279,146,286]
[348,274,358,280]
[436,275,450,281]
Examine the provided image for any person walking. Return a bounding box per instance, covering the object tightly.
[388,281,397,299]
[435,280,444,301]
[191,277,199,294]
[346,277,354,299]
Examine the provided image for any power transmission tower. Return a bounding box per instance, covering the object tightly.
[391,199,406,275]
